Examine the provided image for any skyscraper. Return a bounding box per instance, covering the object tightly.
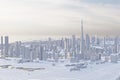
[114,36,118,53]
[72,35,76,57]
[104,37,106,53]
[1,36,3,56]
[4,36,9,57]
[38,45,44,60]
[14,41,21,57]
[86,34,90,50]
[81,20,85,59]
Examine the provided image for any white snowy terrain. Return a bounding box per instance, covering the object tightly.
[0,58,120,80]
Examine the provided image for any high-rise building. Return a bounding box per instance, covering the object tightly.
[4,36,9,57]
[96,37,100,45]
[91,36,95,46]
[14,41,21,57]
[86,34,90,50]
[72,35,76,57]
[114,36,118,53]
[38,45,44,60]
[104,37,106,53]
[1,36,3,56]
[81,20,85,59]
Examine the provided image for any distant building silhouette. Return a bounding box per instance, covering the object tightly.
[4,36,9,57]
[1,36,3,56]
[81,20,85,59]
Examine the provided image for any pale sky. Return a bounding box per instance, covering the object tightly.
[0,0,120,42]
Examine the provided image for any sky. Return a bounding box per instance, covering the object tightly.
[0,0,120,42]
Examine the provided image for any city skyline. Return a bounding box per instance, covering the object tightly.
[0,0,120,80]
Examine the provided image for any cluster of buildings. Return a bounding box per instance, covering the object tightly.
[0,21,120,63]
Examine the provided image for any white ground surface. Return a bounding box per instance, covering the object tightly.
[0,58,120,80]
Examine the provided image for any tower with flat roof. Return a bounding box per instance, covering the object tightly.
[4,36,9,57]
[1,36,3,56]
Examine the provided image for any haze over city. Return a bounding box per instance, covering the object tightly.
[0,0,120,42]
[0,0,120,80]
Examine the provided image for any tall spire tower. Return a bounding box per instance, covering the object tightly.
[81,19,84,59]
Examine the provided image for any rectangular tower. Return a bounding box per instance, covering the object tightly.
[80,20,85,59]
[5,36,9,57]
[1,36,3,56]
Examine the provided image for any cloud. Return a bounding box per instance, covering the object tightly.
[0,0,120,39]
[80,0,120,4]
